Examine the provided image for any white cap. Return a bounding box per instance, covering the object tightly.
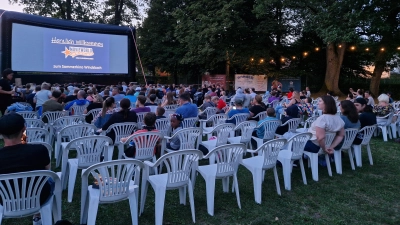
[135,87,141,91]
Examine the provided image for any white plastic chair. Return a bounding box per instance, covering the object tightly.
[197,144,245,216]
[227,113,250,125]
[163,109,176,118]
[199,107,218,120]
[182,117,198,128]
[147,105,158,113]
[164,127,202,153]
[104,122,138,160]
[16,111,37,119]
[140,150,203,225]
[275,118,302,138]
[251,120,281,149]
[163,104,178,111]
[155,118,171,137]
[333,128,359,174]
[136,112,148,129]
[41,111,68,139]
[80,159,144,225]
[25,118,46,128]
[352,125,377,167]
[227,121,257,149]
[200,124,235,163]
[61,136,113,202]
[241,139,287,204]
[390,112,400,138]
[277,132,312,190]
[52,115,85,135]
[69,102,89,116]
[121,131,163,162]
[296,116,318,133]
[55,124,97,167]
[200,114,227,139]
[0,170,61,225]
[303,132,336,182]
[84,108,102,124]
[252,111,268,121]
[376,113,394,141]
[26,128,51,145]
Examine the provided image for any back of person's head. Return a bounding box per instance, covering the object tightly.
[156,106,165,116]
[118,86,123,92]
[87,89,93,95]
[348,92,354,99]
[26,84,31,89]
[103,89,110,96]
[127,89,134,95]
[0,113,25,139]
[119,98,131,119]
[289,88,294,92]
[285,105,299,118]
[144,112,157,127]
[149,94,157,102]
[94,94,103,103]
[378,93,389,103]
[35,86,41,92]
[78,90,86,99]
[41,83,50,90]
[204,94,211,101]
[321,95,337,114]
[306,97,312,104]
[2,68,13,78]
[267,108,275,117]
[52,90,62,99]
[102,97,115,117]
[254,95,262,104]
[244,88,250,94]
[74,88,79,94]
[179,92,191,102]
[137,95,146,105]
[340,100,359,123]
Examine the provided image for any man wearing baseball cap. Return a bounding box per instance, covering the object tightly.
[0,113,53,224]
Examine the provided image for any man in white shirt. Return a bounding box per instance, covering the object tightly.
[365,91,375,107]
[34,83,52,110]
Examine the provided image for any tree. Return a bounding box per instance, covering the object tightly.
[100,0,144,25]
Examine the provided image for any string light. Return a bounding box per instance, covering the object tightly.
[303,52,308,56]
[380,48,385,51]
[338,45,342,48]
[281,58,285,62]
[397,47,400,50]
[365,48,369,51]
[350,46,356,50]
[251,58,254,61]
[315,47,320,51]
[260,59,264,63]
[292,56,296,59]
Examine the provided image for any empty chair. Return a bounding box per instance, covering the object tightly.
[251,120,281,149]
[155,118,171,137]
[41,111,68,125]
[227,113,250,125]
[200,123,235,161]
[26,128,51,144]
[199,107,218,120]
[140,150,203,225]
[61,136,113,202]
[200,114,227,138]
[52,115,85,135]
[333,128,359,173]
[80,159,144,225]
[84,108,102,124]
[241,139,287,204]
[275,118,302,138]
[376,113,394,141]
[352,125,377,167]
[181,117,198,128]
[227,121,257,149]
[16,111,37,119]
[69,102,89,116]
[197,144,245,216]
[121,131,163,163]
[25,118,46,128]
[296,116,318,133]
[104,122,138,160]
[277,132,312,190]
[164,127,202,153]
[303,132,336,182]
[0,170,62,225]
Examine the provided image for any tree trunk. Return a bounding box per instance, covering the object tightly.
[226,51,230,78]
[114,0,124,25]
[370,60,385,97]
[66,0,72,20]
[319,42,346,96]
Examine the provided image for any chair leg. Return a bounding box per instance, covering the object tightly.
[187,181,196,223]
[367,144,373,165]
[233,174,241,209]
[390,123,397,139]
[251,169,263,204]
[273,167,281,196]
[222,177,229,193]
[67,164,78,203]
[179,187,186,205]
[388,126,393,139]
[310,154,319,181]
[299,158,307,185]
[280,158,292,191]
[140,180,149,214]
[334,150,342,174]
[347,148,355,170]
[40,197,54,225]
[353,145,362,167]
[128,192,139,225]
[382,127,388,141]
[325,154,332,177]
[87,194,100,225]
[154,186,167,225]
[204,175,216,216]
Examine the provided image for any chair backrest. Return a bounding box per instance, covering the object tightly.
[281,118,302,133]
[155,118,171,136]
[258,120,281,140]
[208,144,245,177]
[85,108,102,122]
[0,170,60,218]
[41,111,68,124]
[377,113,394,126]
[16,111,37,119]
[341,128,359,150]
[258,139,287,169]
[324,132,336,148]
[358,125,377,145]
[253,111,268,121]
[163,109,176,118]
[174,127,202,150]
[136,112,148,129]
[105,122,138,145]
[58,124,96,142]
[202,107,218,120]
[303,116,318,129]
[53,115,85,134]
[229,113,250,125]
[163,105,178,111]
[181,117,198,128]
[147,106,158,113]
[234,121,257,143]
[124,132,163,160]
[81,159,144,203]
[210,123,235,147]
[207,114,227,126]
[286,132,312,159]
[25,119,46,128]
[70,102,89,116]
[271,100,280,108]
[26,128,50,144]
[151,150,203,188]
[64,136,112,168]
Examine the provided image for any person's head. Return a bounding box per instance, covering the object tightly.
[93,94,103,103]
[349,88,354,93]
[112,87,119,96]
[271,91,277,97]
[102,97,116,117]
[87,89,93,96]
[251,88,255,93]
[347,93,354,99]
[149,94,157,103]
[127,89,134,96]
[26,84,31,90]
[340,100,359,123]
[377,93,389,106]
[354,97,370,113]
[289,88,294,92]
[387,92,392,97]
[120,98,131,110]
[73,88,79,95]
[253,95,262,105]
[234,98,243,108]
[204,95,211,102]
[179,92,191,104]
[77,90,86,99]
[156,106,165,116]
[357,89,364,96]
[221,91,226,96]
[211,96,219,105]
[327,91,334,96]
[166,92,175,104]
[305,97,312,104]
[285,105,299,118]
[35,86,41,92]
[364,90,371,98]
[2,68,13,80]
[319,95,337,115]
[244,88,250,94]
[266,108,275,117]
[52,90,62,99]
[143,112,157,127]
[103,89,110,96]
[41,83,50,90]
[59,87,64,93]
[306,87,310,91]
[0,113,26,142]
[170,113,184,129]
[292,91,300,99]
[137,95,146,107]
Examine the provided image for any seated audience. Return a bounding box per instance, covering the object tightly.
[64,90,89,111]
[353,98,377,145]
[276,91,301,119]
[124,89,137,105]
[225,98,250,124]
[132,95,150,113]
[145,94,158,106]
[364,91,374,107]
[249,95,266,121]
[275,105,299,135]
[156,106,166,119]
[93,97,117,128]
[111,87,125,102]
[42,90,63,114]
[64,88,79,103]
[334,100,361,150]
[253,108,278,140]
[167,113,184,150]
[34,83,52,110]
[212,96,226,113]
[84,94,104,123]
[176,92,198,118]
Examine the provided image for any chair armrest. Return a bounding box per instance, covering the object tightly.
[164,136,172,140]
[144,161,156,167]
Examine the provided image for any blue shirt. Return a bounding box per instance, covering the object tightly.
[113,94,125,102]
[226,108,250,124]
[124,95,137,105]
[64,99,89,110]
[176,102,198,118]
[256,117,278,138]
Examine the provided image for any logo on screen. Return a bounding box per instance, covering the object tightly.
[61,46,94,58]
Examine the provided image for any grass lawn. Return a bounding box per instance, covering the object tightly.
[1,137,400,225]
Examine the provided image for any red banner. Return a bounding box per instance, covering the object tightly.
[202,74,226,89]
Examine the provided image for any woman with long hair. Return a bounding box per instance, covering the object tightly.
[161,92,176,107]
[276,90,301,119]
[93,96,116,128]
[333,100,361,150]
[249,95,266,121]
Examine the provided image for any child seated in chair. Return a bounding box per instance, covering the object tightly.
[167,113,184,150]
[156,106,166,119]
